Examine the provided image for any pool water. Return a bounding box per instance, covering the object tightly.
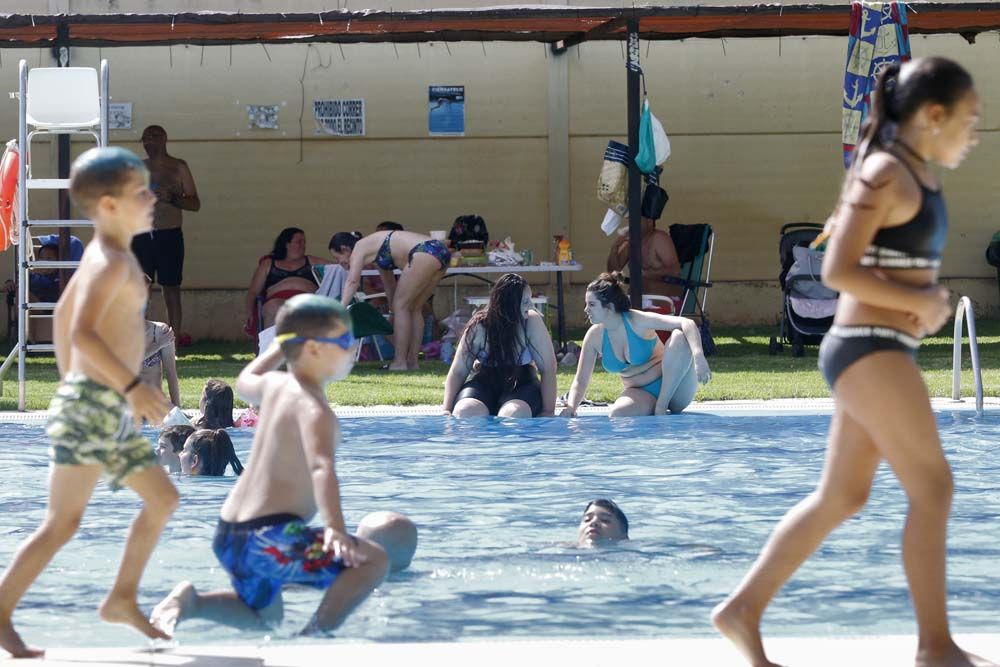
[0,411,997,649]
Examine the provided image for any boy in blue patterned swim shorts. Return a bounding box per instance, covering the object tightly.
[151,294,389,635]
[0,147,177,658]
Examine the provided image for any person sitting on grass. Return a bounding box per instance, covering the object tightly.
[559,272,711,418]
[150,294,388,636]
[442,273,557,418]
[194,379,235,429]
[179,429,244,477]
[577,499,629,548]
[156,424,195,474]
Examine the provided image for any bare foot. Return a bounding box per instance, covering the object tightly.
[99,593,171,641]
[711,598,783,667]
[387,362,409,372]
[0,618,44,658]
[917,643,999,667]
[149,581,198,636]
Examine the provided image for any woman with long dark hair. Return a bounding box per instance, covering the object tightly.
[442,273,557,417]
[244,227,328,332]
[194,379,235,429]
[713,58,991,667]
[559,271,710,418]
[179,429,244,477]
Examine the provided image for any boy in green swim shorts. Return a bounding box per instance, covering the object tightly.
[0,147,178,658]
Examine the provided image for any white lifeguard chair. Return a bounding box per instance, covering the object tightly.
[0,60,108,410]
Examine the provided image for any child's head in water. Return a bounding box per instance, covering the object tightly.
[156,425,195,473]
[179,429,244,476]
[197,379,235,429]
[275,294,355,383]
[577,499,629,547]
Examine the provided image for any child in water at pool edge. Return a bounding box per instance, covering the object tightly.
[150,293,389,635]
[0,147,177,658]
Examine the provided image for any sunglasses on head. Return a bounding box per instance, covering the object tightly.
[275,330,355,351]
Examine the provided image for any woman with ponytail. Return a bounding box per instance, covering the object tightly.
[559,271,710,417]
[443,273,557,417]
[714,58,991,667]
[179,429,244,477]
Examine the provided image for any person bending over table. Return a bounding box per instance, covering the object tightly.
[559,272,710,418]
[245,227,328,332]
[331,228,450,371]
[442,273,557,418]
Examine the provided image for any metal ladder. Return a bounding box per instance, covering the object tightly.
[0,59,108,410]
[951,295,983,415]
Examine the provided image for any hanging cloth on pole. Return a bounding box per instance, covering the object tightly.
[841,1,911,168]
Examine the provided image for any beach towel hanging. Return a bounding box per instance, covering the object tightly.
[842,1,911,168]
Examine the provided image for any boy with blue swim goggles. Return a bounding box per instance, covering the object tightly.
[275,330,356,351]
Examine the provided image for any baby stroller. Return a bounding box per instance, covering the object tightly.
[769,223,838,357]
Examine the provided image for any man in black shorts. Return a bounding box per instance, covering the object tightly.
[132,125,201,345]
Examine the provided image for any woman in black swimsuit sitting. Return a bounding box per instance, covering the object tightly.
[442,273,557,418]
[244,227,328,331]
[713,58,991,667]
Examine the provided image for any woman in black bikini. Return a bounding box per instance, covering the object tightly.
[244,227,328,331]
[713,58,992,667]
[332,227,450,371]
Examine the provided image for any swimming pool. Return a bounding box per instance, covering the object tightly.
[0,410,997,649]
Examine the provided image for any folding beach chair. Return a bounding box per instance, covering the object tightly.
[643,223,716,354]
[312,264,394,362]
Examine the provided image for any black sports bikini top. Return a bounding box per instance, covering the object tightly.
[263,257,317,290]
[862,154,947,270]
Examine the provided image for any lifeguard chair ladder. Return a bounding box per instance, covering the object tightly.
[0,60,108,410]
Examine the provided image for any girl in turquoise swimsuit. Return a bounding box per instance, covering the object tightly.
[332,226,451,371]
[559,272,710,418]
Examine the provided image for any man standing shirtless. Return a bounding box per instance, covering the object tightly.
[132,125,201,345]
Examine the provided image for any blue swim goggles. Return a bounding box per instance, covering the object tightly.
[275,330,356,351]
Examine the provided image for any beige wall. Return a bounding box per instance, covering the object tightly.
[1,2,998,339]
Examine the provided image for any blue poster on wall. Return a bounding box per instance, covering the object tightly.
[429,85,465,136]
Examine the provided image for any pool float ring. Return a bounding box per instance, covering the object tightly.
[0,140,19,252]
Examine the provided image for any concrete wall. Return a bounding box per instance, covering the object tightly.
[1,1,998,339]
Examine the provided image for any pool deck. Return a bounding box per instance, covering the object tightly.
[0,396,996,421]
[27,634,1000,666]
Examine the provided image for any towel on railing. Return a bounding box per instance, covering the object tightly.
[842,1,911,168]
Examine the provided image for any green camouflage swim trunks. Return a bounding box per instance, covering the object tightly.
[46,373,156,490]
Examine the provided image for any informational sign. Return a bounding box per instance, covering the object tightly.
[428,85,465,136]
[314,99,366,136]
[109,102,132,130]
[247,104,279,130]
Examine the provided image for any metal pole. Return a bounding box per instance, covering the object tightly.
[56,29,71,294]
[625,18,643,309]
[17,60,27,410]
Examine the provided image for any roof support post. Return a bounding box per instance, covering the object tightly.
[54,21,72,291]
[626,18,643,309]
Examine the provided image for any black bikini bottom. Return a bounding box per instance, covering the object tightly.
[818,325,920,389]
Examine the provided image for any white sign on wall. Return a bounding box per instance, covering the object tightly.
[109,102,132,130]
[314,99,365,136]
[247,105,280,130]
